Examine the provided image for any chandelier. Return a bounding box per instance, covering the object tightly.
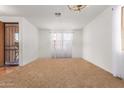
[68,5,87,12]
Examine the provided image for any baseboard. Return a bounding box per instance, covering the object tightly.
[82,57,113,74]
[21,57,40,66]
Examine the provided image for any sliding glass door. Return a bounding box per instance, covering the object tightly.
[51,32,73,58]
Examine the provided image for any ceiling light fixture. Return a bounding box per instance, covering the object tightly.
[68,5,87,13]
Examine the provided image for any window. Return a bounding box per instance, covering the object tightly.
[51,32,73,58]
[15,32,19,42]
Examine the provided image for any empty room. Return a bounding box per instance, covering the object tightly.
[0,5,124,88]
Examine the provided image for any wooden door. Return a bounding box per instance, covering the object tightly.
[0,21,4,66]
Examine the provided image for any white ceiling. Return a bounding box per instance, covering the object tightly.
[0,5,109,30]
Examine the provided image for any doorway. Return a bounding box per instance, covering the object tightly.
[4,23,19,66]
[51,32,73,58]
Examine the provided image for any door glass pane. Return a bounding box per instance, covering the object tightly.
[51,33,56,40]
[56,33,62,40]
[63,33,72,40]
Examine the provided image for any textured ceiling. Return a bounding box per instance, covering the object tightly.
[0,5,110,30]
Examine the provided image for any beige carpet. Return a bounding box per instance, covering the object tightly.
[0,58,124,88]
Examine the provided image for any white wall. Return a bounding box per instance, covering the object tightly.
[39,30,82,58]
[21,18,39,65]
[72,31,82,58]
[82,7,113,73]
[39,31,51,58]
[0,16,40,66]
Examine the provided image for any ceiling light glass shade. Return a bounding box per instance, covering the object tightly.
[68,5,87,12]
